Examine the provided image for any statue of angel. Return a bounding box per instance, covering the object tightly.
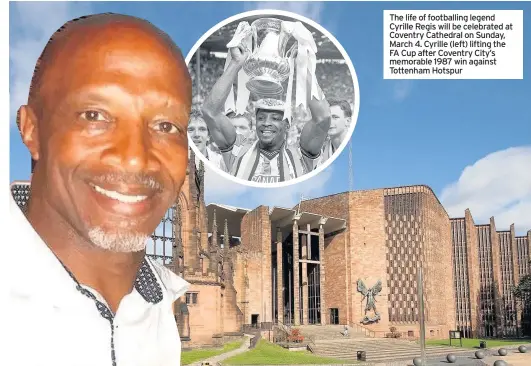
[357,279,382,323]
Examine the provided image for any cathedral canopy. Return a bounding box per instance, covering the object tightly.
[269,207,347,240]
[206,203,346,239]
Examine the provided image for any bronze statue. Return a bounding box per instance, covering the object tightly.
[357,279,382,324]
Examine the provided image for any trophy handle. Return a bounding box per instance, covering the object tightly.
[251,24,258,53]
[278,27,292,58]
[285,42,298,59]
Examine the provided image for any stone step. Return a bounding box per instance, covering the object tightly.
[313,341,450,347]
[310,338,472,362]
[314,338,415,343]
[314,347,469,355]
[313,348,472,362]
[315,343,418,348]
[314,347,461,353]
[308,335,368,340]
[314,346,466,354]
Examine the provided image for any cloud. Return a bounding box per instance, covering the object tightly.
[440,146,531,234]
[9,2,93,123]
[392,80,413,101]
[245,1,325,22]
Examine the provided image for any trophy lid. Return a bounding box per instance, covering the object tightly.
[250,18,283,33]
[255,98,286,112]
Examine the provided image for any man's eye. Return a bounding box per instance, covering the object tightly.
[155,121,179,134]
[80,110,108,122]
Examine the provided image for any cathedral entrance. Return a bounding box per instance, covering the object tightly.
[270,211,337,327]
[330,308,339,325]
[278,229,324,326]
[307,263,321,324]
[251,314,260,328]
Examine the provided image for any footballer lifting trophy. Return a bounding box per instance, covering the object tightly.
[223,17,324,123]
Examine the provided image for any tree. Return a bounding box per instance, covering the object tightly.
[513,260,531,303]
[514,275,531,299]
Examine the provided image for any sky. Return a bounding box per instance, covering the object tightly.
[8,1,531,235]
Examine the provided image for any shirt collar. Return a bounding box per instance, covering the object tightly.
[10,196,189,307]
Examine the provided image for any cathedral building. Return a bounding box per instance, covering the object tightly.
[11,152,531,346]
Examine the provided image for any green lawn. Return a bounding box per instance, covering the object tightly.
[181,340,243,365]
[223,339,350,365]
[425,338,531,349]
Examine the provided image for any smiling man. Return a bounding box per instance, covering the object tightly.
[188,108,226,171]
[7,13,192,366]
[202,44,331,183]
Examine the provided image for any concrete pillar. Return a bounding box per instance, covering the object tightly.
[465,209,480,337]
[301,233,308,325]
[490,217,504,337]
[276,228,284,324]
[293,218,300,326]
[319,220,327,325]
[510,224,521,336]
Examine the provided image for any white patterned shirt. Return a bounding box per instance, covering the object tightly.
[3,197,189,366]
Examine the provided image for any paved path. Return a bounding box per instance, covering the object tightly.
[482,350,531,366]
[191,334,253,366]
[361,347,531,366]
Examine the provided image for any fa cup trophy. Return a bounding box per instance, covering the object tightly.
[243,18,294,98]
[224,17,321,122]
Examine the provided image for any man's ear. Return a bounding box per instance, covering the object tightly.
[17,105,40,162]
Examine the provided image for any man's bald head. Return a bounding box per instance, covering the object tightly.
[20,13,192,254]
[28,13,189,110]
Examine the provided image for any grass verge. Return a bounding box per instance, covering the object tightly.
[425,338,531,349]
[223,339,350,365]
[181,340,243,365]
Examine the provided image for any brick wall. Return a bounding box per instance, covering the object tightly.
[383,186,455,338]
[239,206,273,324]
[300,192,350,325]
[464,209,480,337]
[422,187,455,333]
[185,284,222,346]
[349,189,389,334]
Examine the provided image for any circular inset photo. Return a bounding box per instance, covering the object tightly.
[185,9,360,187]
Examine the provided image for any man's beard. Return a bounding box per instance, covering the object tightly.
[88,227,148,253]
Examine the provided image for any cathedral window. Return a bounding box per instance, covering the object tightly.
[186,292,199,305]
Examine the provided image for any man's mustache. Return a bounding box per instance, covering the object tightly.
[89,172,164,192]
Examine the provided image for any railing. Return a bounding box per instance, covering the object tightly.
[306,334,316,352]
[347,321,377,338]
[277,320,292,333]
[273,320,291,343]
[347,322,422,341]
